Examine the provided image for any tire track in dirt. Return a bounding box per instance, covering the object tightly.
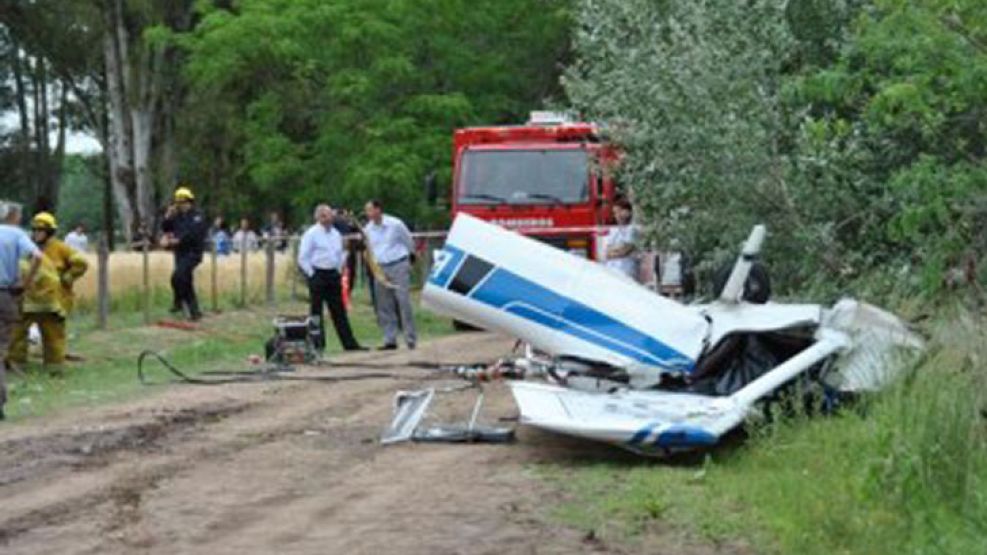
[0,376,405,549]
[0,332,740,554]
[0,401,252,488]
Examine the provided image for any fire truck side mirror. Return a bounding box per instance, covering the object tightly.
[424,171,439,206]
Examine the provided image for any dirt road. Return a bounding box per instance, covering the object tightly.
[0,332,729,555]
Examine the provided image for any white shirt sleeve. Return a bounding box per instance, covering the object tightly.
[604,227,619,260]
[363,223,380,260]
[395,219,415,254]
[297,228,314,278]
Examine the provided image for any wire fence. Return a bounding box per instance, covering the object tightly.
[78,232,449,328]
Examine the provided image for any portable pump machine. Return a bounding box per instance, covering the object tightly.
[264,316,320,368]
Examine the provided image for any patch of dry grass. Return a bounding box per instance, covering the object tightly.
[72,251,297,308]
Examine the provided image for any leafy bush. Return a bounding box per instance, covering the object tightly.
[566,0,987,297]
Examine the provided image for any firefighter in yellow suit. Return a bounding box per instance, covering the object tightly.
[8,212,88,368]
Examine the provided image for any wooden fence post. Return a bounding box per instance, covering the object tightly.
[265,237,276,307]
[210,240,219,313]
[97,236,109,329]
[239,242,248,307]
[290,236,299,301]
[141,238,150,325]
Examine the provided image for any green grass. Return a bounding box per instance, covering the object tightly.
[5,286,453,421]
[545,306,987,555]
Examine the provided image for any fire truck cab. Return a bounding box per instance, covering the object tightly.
[451,112,619,259]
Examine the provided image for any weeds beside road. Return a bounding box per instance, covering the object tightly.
[549,303,987,555]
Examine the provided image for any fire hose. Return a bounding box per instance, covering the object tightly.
[136,350,518,387]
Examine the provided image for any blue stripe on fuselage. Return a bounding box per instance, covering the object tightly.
[468,267,694,371]
[628,423,659,446]
[428,245,466,288]
[654,426,718,447]
[627,423,719,450]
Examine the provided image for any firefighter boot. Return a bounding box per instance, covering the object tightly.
[6,317,32,366]
[38,313,67,368]
[186,298,203,322]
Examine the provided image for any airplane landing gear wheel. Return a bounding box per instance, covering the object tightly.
[712,261,771,303]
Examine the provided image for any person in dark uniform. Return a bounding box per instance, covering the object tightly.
[161,187,207,321]
[297,204,365,352]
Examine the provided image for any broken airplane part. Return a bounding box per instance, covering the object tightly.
[422,214,923,455]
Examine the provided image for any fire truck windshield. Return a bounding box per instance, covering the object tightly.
[458,149,589,205]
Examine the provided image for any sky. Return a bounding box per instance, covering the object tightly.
[1,65,106,158]
[62,129,101,154]
[1,110,102,154]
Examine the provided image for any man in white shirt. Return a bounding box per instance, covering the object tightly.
[363,199,416,350]
[231,217,259,252]
[64,223,89,253]
[604,197,639,281]
[297,204,364,352]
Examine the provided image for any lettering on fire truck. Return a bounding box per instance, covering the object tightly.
[489,218,554,228]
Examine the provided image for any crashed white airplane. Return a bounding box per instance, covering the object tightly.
[422,214,922,455]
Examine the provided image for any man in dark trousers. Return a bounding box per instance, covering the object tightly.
[161,187,207,321]
[297,204,365,352]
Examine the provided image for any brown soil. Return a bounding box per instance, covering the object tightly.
[0,332,739,555]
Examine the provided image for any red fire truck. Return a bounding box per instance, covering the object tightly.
[450,112,620,259]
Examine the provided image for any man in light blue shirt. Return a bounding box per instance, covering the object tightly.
[0,201,43,420]
[297,204,364,352]
[363,199,416,350]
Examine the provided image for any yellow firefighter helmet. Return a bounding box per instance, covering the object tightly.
[32,211,58,230]
[174,187,195,202]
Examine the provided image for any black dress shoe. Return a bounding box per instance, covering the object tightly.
[377,344,398,351]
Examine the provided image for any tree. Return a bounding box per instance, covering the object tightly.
[565,0,802,278]
[99,0,195,241]
[4,0,573,241]
[56,154,107,234]
[177,0,572,227]
[2,0,196,243]
[793,0,987,289]
[0,13,79,212]
[566,0,986,294]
